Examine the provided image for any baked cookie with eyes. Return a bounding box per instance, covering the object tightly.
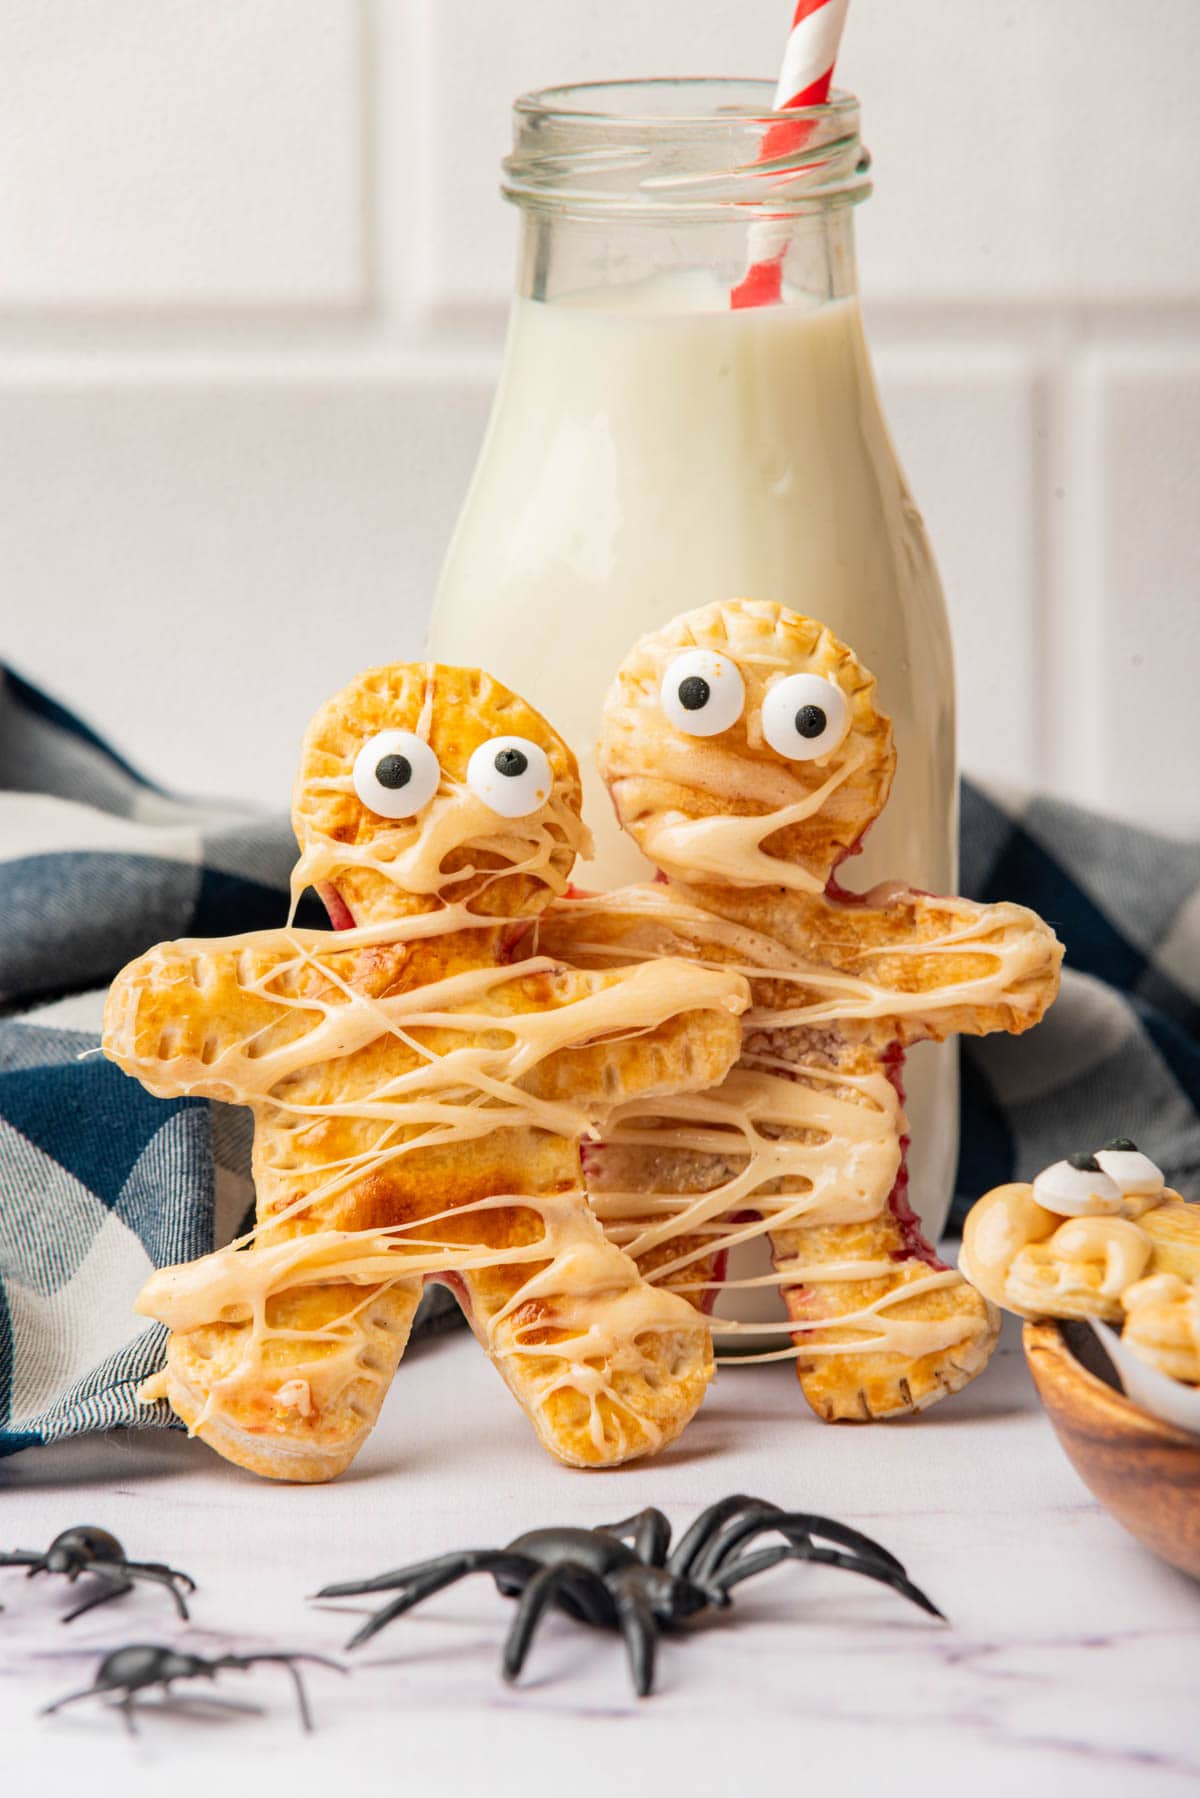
[961,1140,1200,1387]
[541,598,1062,1422]
[104,662,749,1482]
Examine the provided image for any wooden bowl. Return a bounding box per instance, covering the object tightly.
[1024,1319,1200,1581]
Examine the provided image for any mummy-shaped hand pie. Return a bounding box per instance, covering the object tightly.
[961,1143,1200,1386]
[541,599,1063,1423]
[104,663,749,1481]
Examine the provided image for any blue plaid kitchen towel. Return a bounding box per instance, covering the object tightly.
[2,663,1198,1456]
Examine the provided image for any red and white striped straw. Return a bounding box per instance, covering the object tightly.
[773,0,850,110]
[730,0,850,309]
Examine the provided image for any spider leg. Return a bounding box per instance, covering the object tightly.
[692,1507,906,1588]
[0,1551,41,1569]
[119,1693,140,1737]
[613,1587,658,1699]
[713,1542,945,1620]
[317,1549,497,1600]
[668,1496,777,1577]
[41,1683,106,1717]
[286,1662,317,1729]
[341,1552,535,1650]
[60,1573,134,1624]
[502,1562,596,1685]
[126,1559,197,1594]
[598,1509,672,1567]
[106,1561,192,1619]
[216,1651,345,1730]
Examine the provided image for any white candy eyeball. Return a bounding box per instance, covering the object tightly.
[660,650,745,738]
[1095,1138,1165,1199]
[761,673,850,762]
[1032,1154,1123,1218]
[352,730,441,819]
[466,736,553,819]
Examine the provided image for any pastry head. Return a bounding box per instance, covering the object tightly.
[598,599,895,892]
[292,663,590,924]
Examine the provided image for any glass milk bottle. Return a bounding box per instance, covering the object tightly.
[430,80,959,1244]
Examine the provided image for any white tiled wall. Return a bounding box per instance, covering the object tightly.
[3,0,1198,829]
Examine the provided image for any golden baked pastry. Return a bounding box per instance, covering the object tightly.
[961,1145,1200,1387]
[104,663,750,1481]
[541,599,1062,1421]
[1121,1274,1200,1385]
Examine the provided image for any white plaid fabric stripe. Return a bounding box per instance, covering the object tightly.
[1,666,1197,1455]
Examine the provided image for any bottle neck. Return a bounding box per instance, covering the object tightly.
[503,78,870,310]
[514,203,860,308]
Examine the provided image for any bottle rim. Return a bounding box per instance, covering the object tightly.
[503,77,871,219]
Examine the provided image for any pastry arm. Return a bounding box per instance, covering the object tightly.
[102,930,329,1102]
[510,958,749,1115]
[845,884,1057,1042]
[766,886,1064,1047]
[545,882,1062,1048]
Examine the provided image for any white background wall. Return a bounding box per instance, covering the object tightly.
[2,0,1198,829]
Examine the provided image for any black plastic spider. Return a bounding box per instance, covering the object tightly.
[0,1526,195,1623]
[43,1643,344,1734]
[315,1493,943,1696]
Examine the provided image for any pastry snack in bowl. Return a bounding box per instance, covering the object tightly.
[103,663,749,1481]
[961,1141,1200,1431]
[540,599,1063,1422]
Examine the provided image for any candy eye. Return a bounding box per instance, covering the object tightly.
[660,650,745,737]
[466,736,553,818]
[761,673,850,761]
[1095,1139,1165,1198]
[352,730,441,819]
[1032,1153,1123,1218]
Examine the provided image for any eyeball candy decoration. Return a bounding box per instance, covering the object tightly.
[1031,1152,1123,1218]
[466,736,553,819]
[1095,1137,1165,1199]
[353,730,441,819]
[761,673,850,762]
[660,650,745,738]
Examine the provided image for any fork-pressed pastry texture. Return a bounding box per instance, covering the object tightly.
[103,662,749,1480]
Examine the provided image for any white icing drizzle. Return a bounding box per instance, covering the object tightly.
[136,1188,713,1463]
[291,767,591,909]
[635,742,865,893]
[542,878,1050,1367]
[108,720,748,1465]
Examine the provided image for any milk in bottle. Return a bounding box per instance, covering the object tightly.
[430,81,958,1260]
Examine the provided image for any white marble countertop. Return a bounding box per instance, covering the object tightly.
[2,1314,1197,1798]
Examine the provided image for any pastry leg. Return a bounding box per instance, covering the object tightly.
[404,1130,714,1469]
[140,1272,422,1483]
[769,1208,998,1420]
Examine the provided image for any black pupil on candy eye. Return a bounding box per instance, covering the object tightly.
[1104,1136,1137,1152]
[1067,1152,1100,1171]
[494,747,529,778]
[678,676,711,711]
[795,704,827,739]
[375,754,412,790]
